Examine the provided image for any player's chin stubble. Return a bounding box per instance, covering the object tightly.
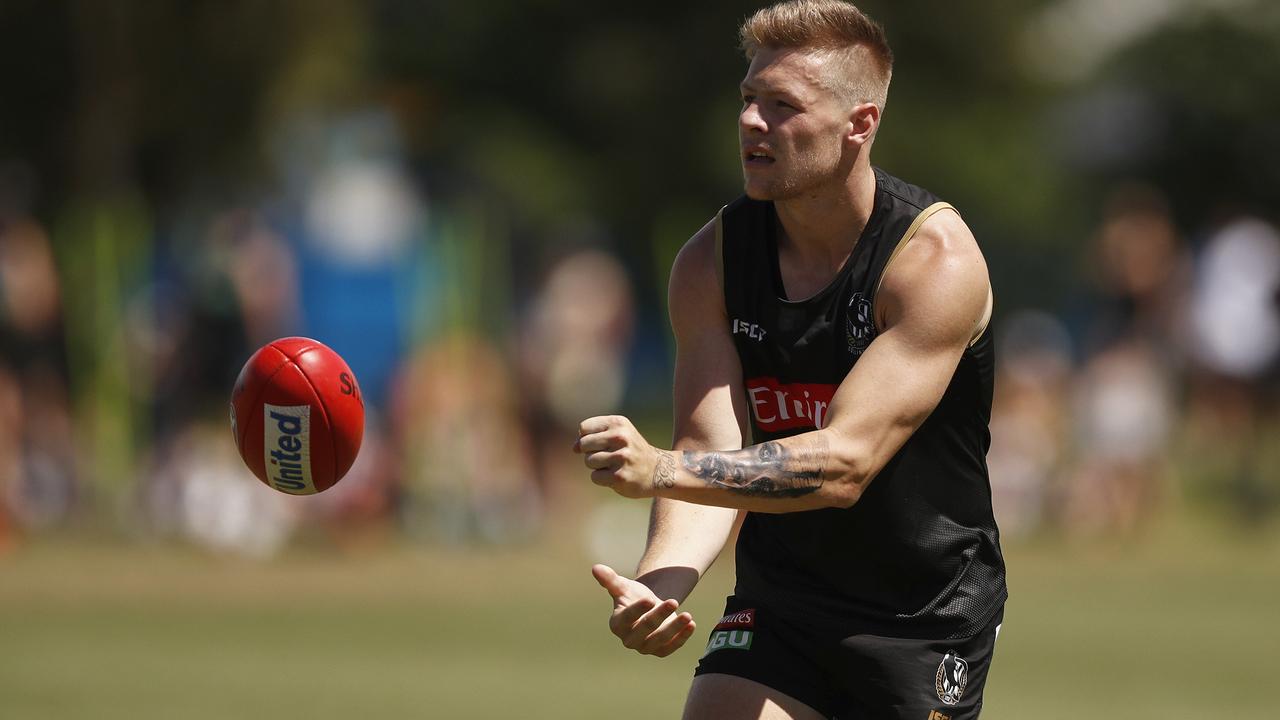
[744,153,832,202]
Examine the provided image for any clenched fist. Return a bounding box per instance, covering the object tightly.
[573,415,671,499]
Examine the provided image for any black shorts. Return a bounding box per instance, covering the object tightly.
[694,596,1003,720]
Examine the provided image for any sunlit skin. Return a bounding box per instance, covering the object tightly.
[739,48,853,200]
[739,46,883,288]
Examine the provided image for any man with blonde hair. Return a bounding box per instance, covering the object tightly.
[574,1,1006,717]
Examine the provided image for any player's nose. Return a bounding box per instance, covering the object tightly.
[739,103,767,135]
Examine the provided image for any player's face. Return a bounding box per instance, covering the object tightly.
[739,47,854,201]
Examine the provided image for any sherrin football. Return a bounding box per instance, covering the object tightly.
[230,337,364,495]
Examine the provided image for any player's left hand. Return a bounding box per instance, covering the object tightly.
[573,415,663,499]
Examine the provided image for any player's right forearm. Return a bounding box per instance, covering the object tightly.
[633,498,738,603]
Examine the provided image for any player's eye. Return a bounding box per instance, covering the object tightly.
[741,95,756,105]
[777,100,797,110]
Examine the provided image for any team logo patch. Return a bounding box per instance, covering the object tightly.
[846,292,875,355]
[263,404,315,495]
[935,650,969,706]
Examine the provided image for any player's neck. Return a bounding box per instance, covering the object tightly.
[774,162,876,267]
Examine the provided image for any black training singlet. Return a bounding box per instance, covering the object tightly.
[718,167,1006,640]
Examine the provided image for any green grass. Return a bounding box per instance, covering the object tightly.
[1,512,1278,719]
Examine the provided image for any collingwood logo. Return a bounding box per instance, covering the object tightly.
[845,292,875,355]
[263,404,315,494]
[935,650,969,706]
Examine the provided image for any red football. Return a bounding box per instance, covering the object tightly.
[230,337,364,494]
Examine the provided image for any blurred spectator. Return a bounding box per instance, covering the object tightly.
[293,413,400,552]
[0,201,78,533]
[1064,340,1175,536]
[988,310,1074,538]
[127,206,263,536]
[1050,185,1188,536]
[0,365,21,552]
[134,207,252,438]
[392,332,538,544]
[161,421,296,558]
[518,248,634,504]
[224,209,300,350]
[1188,217,1280,381]
[0,219,62,342]
[1183,217,1280,523]
[1086,183,1191,355]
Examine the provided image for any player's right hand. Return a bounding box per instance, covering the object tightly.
[591,563,698,657]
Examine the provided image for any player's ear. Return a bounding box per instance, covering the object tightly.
[845,102,879,147]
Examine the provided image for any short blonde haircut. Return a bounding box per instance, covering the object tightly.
[740,0,893,110]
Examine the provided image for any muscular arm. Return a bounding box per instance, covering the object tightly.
[634,217,746,602]
[647,210,991,513]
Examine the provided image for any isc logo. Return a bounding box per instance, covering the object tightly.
[263,404,315,494]
[732,318,767,342]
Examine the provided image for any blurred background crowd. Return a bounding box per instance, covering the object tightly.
[2,0,1279,559]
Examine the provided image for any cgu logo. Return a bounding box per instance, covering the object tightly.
[263,404,314,494]
[745,377,837,432]
[702,629,753,658]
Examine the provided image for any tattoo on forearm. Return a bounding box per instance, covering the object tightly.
[653,451,677,490]
[680,436,828,498]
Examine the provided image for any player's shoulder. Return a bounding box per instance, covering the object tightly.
[669,208,730,328]
[673,213,719,275]
[671,205,729,292]
[911,205,982,261]
[674,195,763,280]
[877,205,989,335]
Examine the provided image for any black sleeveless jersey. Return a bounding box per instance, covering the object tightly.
[718,167,1006,639]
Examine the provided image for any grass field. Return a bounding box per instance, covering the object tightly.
[2,510,1278,719]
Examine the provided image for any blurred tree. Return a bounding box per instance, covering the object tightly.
[1082,5,1280,231]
